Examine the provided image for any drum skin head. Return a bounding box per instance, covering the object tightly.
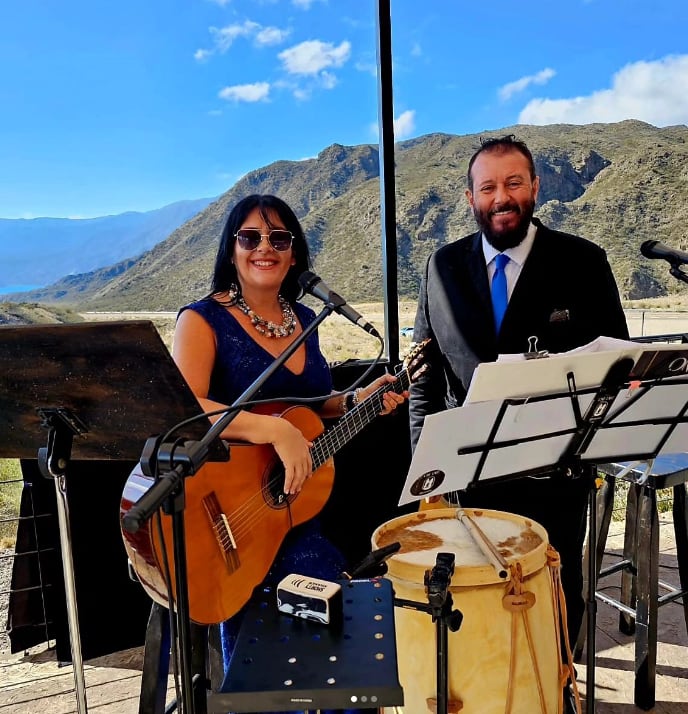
[371,507,549,587]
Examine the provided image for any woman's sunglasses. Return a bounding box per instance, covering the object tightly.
[235,228,294,252]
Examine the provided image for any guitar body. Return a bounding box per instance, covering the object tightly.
[120,404,334,625]
[121,339,428,626]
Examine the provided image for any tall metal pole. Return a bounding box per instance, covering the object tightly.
[375,0,400,365]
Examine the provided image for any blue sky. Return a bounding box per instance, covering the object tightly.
[2,0,687,219]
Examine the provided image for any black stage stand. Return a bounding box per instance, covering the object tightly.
[210,578,403,713]
[393,553,463,714]
[0,320,226,714]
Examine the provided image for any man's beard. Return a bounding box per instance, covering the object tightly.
[473,200,535,251]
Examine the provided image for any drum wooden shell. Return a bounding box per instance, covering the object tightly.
[372,508,562,714]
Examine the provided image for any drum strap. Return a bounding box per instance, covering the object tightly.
[547,546,582,714]
[502,562,547,713]
[500,551,583,714]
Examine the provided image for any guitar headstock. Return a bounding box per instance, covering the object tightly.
[401,338,431,383]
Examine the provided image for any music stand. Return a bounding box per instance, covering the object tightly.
[0,320,227,714]
[209,578,403,713]
[400,358,688,714]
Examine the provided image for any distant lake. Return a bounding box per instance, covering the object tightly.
[0,285,41,295]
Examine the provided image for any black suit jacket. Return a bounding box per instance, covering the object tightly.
[409,218,629,447]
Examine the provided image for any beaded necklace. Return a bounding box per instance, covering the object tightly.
[229,285,297,338]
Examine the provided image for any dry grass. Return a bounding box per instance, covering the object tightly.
[316,300,418,361]
[0,460,21,548]
[94,299,688,359]
[623,295,688,311]
[80,302,420,360]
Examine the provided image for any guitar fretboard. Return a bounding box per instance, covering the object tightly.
[310,367,411,470]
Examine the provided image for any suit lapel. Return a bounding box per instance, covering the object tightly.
[446,232,498,355]
[467,233,492,311]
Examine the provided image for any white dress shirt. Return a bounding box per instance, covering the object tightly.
[482,221,537,301]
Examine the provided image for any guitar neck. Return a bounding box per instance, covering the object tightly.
[310,368,410,471]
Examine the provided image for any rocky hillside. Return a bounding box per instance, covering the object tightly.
[9,120,688,309]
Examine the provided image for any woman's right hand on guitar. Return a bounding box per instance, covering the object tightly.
[268,416,314,495]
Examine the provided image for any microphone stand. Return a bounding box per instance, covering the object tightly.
[669,265,688,285]
[394,553,463,714]
[121,300,339,714]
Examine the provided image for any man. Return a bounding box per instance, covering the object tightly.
[409,135,629,649]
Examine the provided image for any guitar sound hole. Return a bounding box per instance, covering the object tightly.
[264,462,294,509]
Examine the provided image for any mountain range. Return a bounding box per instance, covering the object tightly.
[0,197,214,293]
[5,120,688,310]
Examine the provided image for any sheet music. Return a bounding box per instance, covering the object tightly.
[466,344,643,404]
[465,336,688,404]
[398,392,595,506]
[400,335,688,506]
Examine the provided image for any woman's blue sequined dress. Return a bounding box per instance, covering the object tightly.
[180,298,354,714]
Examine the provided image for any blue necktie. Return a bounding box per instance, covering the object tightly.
[491,253,509,334]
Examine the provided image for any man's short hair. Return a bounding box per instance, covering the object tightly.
[466,135,536,191]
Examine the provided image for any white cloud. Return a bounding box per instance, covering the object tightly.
[369,109,416,140]
[355,60,377,77]
[211,21,259,53]
[411,42,422,58]
[255,26,290,46]
[208,0,232,6]
[498,68,556,102]
[319,71,337,90]
[394,110,416,139]
[218,82,271,102]
[278,40,351,75]
[292,0,323,8]
[196,20,289,61]
[519,55,688,126]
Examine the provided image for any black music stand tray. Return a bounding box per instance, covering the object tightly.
[0,320,226,714]
[209,578,403,713]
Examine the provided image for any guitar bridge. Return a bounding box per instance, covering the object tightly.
[203,492,240,572]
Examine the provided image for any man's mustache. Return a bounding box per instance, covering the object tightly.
[489,204,521,217]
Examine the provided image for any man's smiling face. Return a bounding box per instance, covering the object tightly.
[466,147,540,251]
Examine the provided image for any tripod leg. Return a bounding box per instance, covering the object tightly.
[52,473,89,714]
[139,602,171,714]
[190,624,209,714]
[620,483,640,634]
[575,473,614,660]
[672,484,688,638]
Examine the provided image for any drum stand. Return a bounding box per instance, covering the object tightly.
[394,553,463,714]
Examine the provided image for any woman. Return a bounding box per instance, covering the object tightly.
[173,194,405,685]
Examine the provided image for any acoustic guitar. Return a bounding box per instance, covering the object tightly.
[120,341,427,625]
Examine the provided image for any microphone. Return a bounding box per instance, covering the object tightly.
[298,270,381,339]
[343,542,401,579]
[640,240,688,266]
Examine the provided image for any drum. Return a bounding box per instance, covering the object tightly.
[372,508,565,714]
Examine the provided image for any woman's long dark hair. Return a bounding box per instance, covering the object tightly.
[209,194,311,304]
